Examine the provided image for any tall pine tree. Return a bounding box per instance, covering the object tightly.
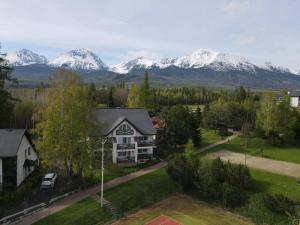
[0,48,15,128]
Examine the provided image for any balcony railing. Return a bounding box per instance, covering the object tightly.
[137,141,155,147]
[117,143,135,150]
[137,154,153,160]
[116,157,135,163]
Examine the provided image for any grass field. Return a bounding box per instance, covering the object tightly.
[205,136,300,164]
[33,198,113,225]
[103,168,181,212]
[201,128,222,147]
[93,163,140,183]
[251,168,300,201]
[112,195,253,225]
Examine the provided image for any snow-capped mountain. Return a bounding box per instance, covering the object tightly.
[48,48,107,71]
[8,48,300,89]
[112,49,258,74]
[6,49,47,66]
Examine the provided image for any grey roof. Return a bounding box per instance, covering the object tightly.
[0,129,26,157]
[95,108,157,135]
[289,90,300,97]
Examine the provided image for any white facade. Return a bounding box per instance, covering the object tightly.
[290,97,299,108]
[108,121,156,164]
[0,135,38,189]
[16,135,39,186]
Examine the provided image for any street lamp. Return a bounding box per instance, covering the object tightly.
[98,136,116,207]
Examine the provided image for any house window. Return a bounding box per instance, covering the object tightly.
[118,152,126,157]
[123,137,131,143]
[138,149,148,154]
[28,147,31,156]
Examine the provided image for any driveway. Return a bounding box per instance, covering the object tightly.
[14,161,167,225]
[207,150,300,178]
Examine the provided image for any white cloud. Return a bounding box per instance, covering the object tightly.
[223,0,250,14]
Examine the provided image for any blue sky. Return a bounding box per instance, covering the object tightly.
[0,0,299,70]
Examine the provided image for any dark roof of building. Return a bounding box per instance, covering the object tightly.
[289,90,300,97]
[0,129,26,157]
[95,108,157,135]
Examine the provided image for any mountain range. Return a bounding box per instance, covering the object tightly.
[5,48,300,89]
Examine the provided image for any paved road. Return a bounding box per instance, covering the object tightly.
[207,150,300,178]
[15,162,167,225]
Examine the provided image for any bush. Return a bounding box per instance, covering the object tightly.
[263,194,297,216]
[167,155,253,207]
[239,194,288,225]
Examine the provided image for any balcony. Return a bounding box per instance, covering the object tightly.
[117,143,135,150]
[116,157,135,163]
[137,141,155,147]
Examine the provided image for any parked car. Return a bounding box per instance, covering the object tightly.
[40,173,57,189]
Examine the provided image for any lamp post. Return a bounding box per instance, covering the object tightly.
[99,136,116,207]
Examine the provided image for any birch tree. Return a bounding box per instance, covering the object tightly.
[34,70,101,179]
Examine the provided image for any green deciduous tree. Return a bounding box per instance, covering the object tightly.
[34,70,101,179]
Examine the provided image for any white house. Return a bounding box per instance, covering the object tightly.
[288,90,300,108]
[96,108,157,164]
[0,129,39,190]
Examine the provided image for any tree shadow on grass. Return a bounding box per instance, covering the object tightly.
[251,179,271,194]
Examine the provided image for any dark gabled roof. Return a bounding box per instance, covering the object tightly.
[0,129,26,157]
[95,108,157,135]
[289,90,300,97]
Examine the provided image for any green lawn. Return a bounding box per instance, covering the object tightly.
[33,198,113,225]
[93,164,140,183]
[251,169,300,201]
[103,168,181,212]
[205,136,300,164]
[201,128,222,147]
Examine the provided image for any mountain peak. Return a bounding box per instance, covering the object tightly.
[48,48,107,71]
[6,49,47,66]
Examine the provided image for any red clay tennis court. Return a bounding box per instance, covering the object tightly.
[144,215,182,225]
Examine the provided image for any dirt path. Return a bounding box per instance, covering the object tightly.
[207,150,300,178]
[14,162,167,225]
[197,133,239,153]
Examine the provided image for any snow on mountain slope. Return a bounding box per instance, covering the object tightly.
[112,49,257,73]
[6,49,47,66]
[111,56,158,74]
[48,48,107,71]
[174,49,218,68]
[261,62,291,73]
